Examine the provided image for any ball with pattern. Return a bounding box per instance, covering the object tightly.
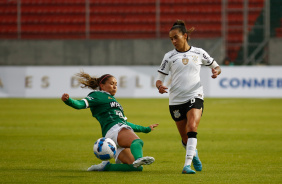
[93,138,117,160]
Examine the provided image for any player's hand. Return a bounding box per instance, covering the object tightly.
[149,124,159,131]
[61,93,69,101]
[211,68,219,79]
[158,85,168,94]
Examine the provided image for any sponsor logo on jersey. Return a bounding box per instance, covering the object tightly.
[86,96,94,100]
[161,60,168,70]
[203,53,208,59]
[173,110,181,118]
[108,97,113,99]
[182,58,189,65]
[190,50,200,54]
[169,52,178,58]
[110,101,123,111]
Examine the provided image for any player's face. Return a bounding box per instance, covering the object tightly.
[169,29,188,52]
[100,77,117,96]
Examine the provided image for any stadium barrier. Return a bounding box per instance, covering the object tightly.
[0,66,281,98]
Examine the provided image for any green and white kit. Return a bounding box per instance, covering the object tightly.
[64,90,151,137]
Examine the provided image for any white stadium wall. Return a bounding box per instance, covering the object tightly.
[0,66,281,98]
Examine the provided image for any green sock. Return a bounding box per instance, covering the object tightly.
[104,163,143,171]
[130,139,144,160]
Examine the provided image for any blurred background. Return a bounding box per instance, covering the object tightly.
[0,0,282,98]
[0,0,282,66]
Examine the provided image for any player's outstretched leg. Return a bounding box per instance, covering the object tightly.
[192,149,202,171]
[87,161,110,171]
[87,161,143,172]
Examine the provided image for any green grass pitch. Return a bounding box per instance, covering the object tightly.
[0,98,281,183]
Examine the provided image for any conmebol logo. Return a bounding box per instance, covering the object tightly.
[219,78,282,88]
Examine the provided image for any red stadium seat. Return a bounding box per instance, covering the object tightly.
[0,0,264,43]
[276,27,282,37]
[225,0,264,61]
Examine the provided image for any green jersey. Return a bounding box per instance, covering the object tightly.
[85,90,127,136]
[64,90,151,137]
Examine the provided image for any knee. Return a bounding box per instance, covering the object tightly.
[131,139,144,147]
[187,123,198,132]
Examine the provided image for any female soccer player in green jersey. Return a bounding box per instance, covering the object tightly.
[61,71,158,172]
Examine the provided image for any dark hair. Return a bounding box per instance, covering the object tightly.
[170,20,195,41]
[76,71,114,90]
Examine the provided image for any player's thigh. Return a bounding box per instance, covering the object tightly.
[117,128,139,148]
[118,148,135,164]
[170,102,188,139]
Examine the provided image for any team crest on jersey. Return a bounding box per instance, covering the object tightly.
[173,110,181,118]
[182,58,189,65]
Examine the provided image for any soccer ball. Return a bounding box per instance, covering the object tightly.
[93,137,117,160]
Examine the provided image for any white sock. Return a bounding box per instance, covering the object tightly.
[184,138,197,166]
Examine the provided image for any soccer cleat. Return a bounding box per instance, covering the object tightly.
[192,149,202,171]
[182,165,196,174]
[87,161,110,171]
[133,156,155,168]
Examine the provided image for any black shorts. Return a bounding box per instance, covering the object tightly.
[169,98,204,122]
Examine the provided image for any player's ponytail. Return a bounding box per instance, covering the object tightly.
[76,71,113,90]
[170,20,195,42]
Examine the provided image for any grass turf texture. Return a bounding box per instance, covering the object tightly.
[0,98,281,183]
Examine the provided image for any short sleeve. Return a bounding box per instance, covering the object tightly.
[84,92,102,108]
[158,53,170,75]
[201,49,214,66]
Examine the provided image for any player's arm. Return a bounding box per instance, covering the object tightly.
[156,53,170,94]
[200,49,221,79]
[126,122,158,133]
[156,72,168,94]
[61,93,86,109]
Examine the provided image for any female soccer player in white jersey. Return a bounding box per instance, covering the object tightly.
[61,72,158,171]
[156,20,221,174]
